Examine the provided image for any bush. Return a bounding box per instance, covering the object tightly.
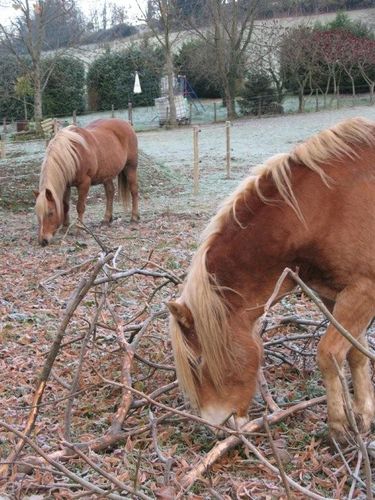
[87,42,164,111]
[239,72,282,116]
[42,57,85,116]
[0,55,30,120]
[175,40,222,99]
[83,23,137,44]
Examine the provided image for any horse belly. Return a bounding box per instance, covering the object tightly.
[89,156,126,185]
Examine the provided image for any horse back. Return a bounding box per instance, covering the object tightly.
[75,119,137,185]
[206,147,375,303]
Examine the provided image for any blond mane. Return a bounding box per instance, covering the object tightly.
[35,126,87,218]
[171,116,375,407]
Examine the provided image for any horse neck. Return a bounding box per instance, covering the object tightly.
[39,159,65,214]
[40,133,79,211]
[206,230,294,324]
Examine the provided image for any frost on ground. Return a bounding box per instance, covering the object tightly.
[0,107,374,499]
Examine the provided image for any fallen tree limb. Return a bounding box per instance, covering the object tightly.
[62,440,152,499]
[180,395,326,490]
[0,421,132,499]
[239,433,333,500]
[0,252,114,478]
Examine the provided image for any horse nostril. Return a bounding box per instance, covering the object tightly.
[41,239,49,247]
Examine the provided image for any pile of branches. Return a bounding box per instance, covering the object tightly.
[0,231,374,499]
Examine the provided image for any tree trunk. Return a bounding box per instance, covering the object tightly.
[23,98,28,121]
[370,83,374,104]
[224,92,236,119]
[298,88,304,113]
[33,64,43,130]
[165,50,177,127]
[223,72,237,120]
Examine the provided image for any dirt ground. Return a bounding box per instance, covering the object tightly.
[0,107,374,499]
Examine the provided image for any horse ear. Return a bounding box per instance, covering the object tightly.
[45,188,54,202]
[32,190,39,199]
[167,301,193,329]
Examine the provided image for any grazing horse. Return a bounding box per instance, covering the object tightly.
[168,116,375,441]
[34,118,139,246]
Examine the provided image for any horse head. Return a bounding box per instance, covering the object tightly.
[33,188,62,246]
[168,300,262,430]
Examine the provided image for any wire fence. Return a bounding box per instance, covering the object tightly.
[1,87,374,210]
[1,86,375,139]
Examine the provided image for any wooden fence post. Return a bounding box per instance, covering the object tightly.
[193,126,200,195]
[128,102,133,125]
[73,110,77,125]
[111,104,115,118]
[225,120,231,179]
[3,117,7,133]
[214,102,217,123]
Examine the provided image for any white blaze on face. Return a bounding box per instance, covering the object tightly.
[200,405,248,429]
[200,405,233,426]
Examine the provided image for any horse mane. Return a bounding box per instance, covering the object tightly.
[171,116,375,408]
[35,126,87,218]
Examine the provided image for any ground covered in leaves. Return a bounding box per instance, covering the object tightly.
[1,112,375,499]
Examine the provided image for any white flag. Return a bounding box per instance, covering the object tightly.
[133,71,142,94]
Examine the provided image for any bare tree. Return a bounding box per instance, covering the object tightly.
[188,0,261,119]
[110,3,128,26]
[313,30,343,107]
[280,27,321,113]
[249,20,287,105]
[356,37,375,103]
[0,0,85,125]
[137,0,181,127]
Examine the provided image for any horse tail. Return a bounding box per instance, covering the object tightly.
[118,168,131,210]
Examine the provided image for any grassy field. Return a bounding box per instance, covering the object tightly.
[1,106,374,498]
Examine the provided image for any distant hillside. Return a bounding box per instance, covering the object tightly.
[46,7,375,69]
[270,7,375,30]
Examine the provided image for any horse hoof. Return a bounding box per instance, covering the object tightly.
[328,421,351,445]
[353,399,375,433]
[101,220,112,226]
[355,412,375,433]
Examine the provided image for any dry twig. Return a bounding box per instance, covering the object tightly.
[239,433,332,500]
[62,440,152,499]
[263,413,292,499]
[0,252,114,478]
[0,421,135,499]
[180,395,326,489]
[332,356,373,500]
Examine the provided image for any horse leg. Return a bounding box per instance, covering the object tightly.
[63,186,71,227]
[102,179,114,224]
[126,164,140,222]
[76,178,91,224]
[347,334,375,432]
[317,278,375,441]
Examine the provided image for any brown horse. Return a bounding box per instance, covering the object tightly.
[168,116,375,441]
[34,118,139,246]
